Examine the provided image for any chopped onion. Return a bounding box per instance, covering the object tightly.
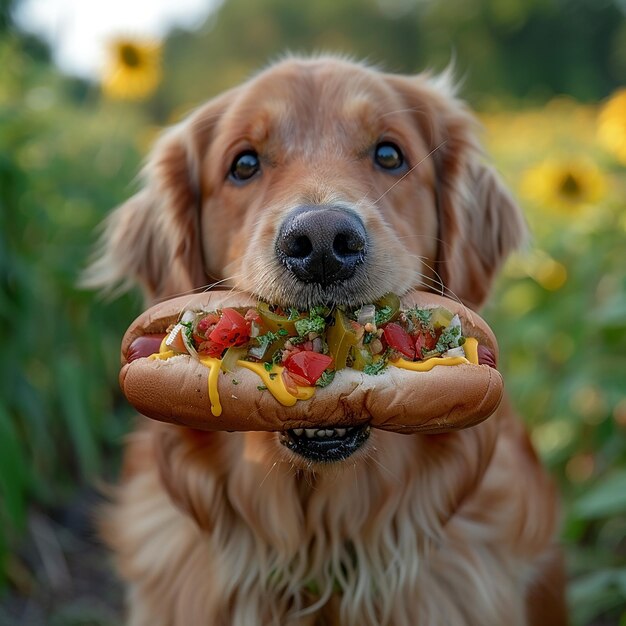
[220,346,247,373]
[249,321,261,338]
[370,338,383,355]
[444,346,465,358]
[174,310,201,359]
[357,304,376,326]
[447,314,461,330]
[248,343,268,360]
[181,310,196,324]
[180,324,199,360]
[165,323,188,354]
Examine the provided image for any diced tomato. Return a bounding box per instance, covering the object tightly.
[383,323,416,360]
[282,367,316,394]
[281,369,300,396]
[208,308,250,346]
[197,339,225,358]
[244,308,262,325]
[284,351,333,385]
[193,333,210,345]
[349,320,365,341]
[414,331,437,359]
[287,370,311,388]
[194,313,221,343]
[281,342,302,362]
[196,313,221,337]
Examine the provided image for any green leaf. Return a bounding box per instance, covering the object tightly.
[592,293,626,329]
[57,357,100,478]
[0,406,29,529]
[569,569,626,626]
[295,314,326,337]
[572,470,626,519]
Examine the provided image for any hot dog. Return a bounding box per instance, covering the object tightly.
[119,290,503,434]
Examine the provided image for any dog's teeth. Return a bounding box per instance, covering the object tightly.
[298,427,352,440]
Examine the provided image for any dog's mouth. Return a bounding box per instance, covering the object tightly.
[278,424,370,462]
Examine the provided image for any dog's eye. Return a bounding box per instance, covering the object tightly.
[229,151,260,181]
[374,142,404,171]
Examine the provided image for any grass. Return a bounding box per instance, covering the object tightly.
[1,36,625,625]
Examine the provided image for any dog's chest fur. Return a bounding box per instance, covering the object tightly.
[108,423,536,626]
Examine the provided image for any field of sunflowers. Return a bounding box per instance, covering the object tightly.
[1,1,625,623]
[483,94,626,625]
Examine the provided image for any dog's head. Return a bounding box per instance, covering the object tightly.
[87,56,524,465]
[86,56,524,310]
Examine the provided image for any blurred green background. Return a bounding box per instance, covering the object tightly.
[1,0,625,624]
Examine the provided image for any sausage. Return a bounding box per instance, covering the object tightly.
[119,290,504,434]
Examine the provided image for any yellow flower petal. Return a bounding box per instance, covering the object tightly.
[597,88,626,165]
[520,158,606,214]
[533,258,567,291]
[102,37,162,101]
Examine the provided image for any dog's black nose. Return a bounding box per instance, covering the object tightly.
[276,205,367,286]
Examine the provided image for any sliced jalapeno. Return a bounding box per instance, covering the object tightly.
[429,306,454,329]
[257,302,304,335]
[326,309,360,369]
[350,345,372,371]
[374,293,401,325]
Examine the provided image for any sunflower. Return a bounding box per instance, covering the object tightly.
[597,88,626,165]
[520,158,606,214]
[102,37,162,101]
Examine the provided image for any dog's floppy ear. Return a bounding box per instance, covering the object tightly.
[388,73,527,310]
[83,91,233,303]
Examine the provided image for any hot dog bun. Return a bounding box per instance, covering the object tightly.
[119,290,503,434]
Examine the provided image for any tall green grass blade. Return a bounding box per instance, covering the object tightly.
[0,405,29,528]
[57,357,101,479]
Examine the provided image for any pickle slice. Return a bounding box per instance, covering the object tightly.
[351,345,372,371]
[326,309,360,369]
[257,302,304,335]
[429,306,454,329]
[374,293,401,324]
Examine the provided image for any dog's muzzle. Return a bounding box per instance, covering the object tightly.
[279,424,370,462]
[276,205,367,287]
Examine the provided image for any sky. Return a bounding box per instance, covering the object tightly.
[14,0,219,78]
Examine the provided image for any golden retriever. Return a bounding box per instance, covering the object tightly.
[87,56,568,625]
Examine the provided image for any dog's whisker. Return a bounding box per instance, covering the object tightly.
[415,273,455,301]
[259,460,280,488]
[151,276,237,304]
[413,267,477,324]
[363,447,402,483]
[417,259,466,306]
[166,272,250,317]
[412,269,445,292]
[375,105,431,120]
[392,233,446,245]
[382,104,438,142]
[373,141,447,205]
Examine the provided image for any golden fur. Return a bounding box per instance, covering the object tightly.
[87,56,568,625]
